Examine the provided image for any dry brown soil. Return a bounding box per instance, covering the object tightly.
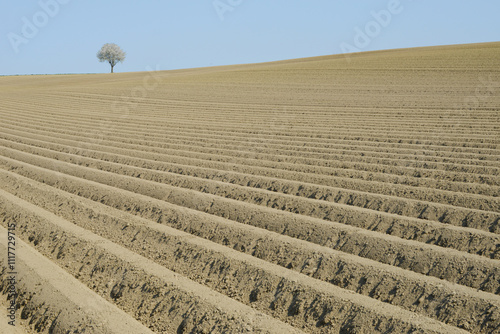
[1,42,499,333]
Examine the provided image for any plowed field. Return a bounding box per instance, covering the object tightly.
[1,42,500,333]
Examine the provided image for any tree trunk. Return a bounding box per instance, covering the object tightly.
[111,65,114,73]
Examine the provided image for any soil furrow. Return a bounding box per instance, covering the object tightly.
[1,190,471,334]
[1,118,498,176]
[1,141,499,253]
[1,112,499,165]
[0,192,305,334]
[1,155,500,295]
[1,124,499,191]
[1,41,498,333]
[0,226,156,334]
[1,172,499,333]
[1,103,498,148]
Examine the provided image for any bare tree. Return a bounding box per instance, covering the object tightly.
[97,43,126,73]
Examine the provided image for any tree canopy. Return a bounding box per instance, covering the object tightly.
[97,43,126,73]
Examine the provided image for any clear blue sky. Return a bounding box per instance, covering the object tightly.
[1,0,499,75]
